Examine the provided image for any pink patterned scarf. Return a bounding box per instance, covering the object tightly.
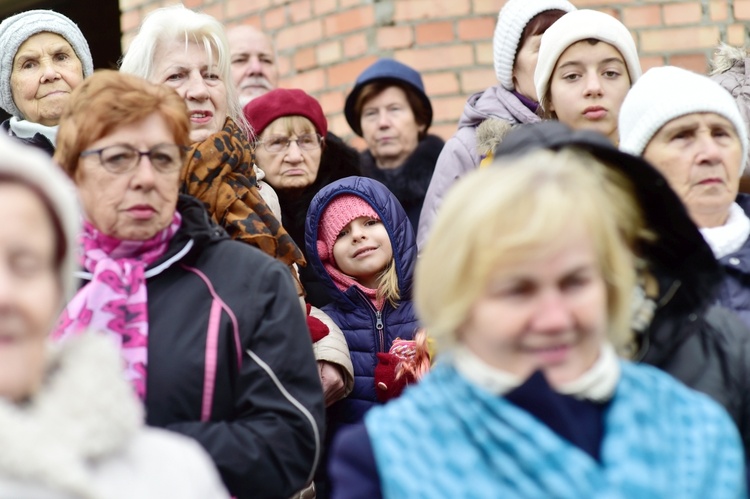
[53,213,182,400]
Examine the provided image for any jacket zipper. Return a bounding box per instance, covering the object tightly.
[355,288,387,353]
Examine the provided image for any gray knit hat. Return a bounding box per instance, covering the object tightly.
[0,132,80,300]
[619,65,749,170]
[0,10,94,119]
[493,0,576,90]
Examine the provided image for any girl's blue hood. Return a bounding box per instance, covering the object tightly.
[305,176,417,310]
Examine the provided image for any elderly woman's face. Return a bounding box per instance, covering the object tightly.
[10,32,83,126]
[74,113,181,241]
[360,86,425,170]
[458,227,607,387]
[643,112,743,229]
[255,119,322,190]
[0,183,60,402]
[151,40,228,143]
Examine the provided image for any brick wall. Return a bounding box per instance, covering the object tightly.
[120,0,749,147]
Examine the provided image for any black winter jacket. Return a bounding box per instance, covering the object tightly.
[76,195,325,499]
[2,118,54,155]
[359,134,444,230]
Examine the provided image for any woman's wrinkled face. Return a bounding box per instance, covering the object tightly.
[0,183,59,402]
[254,118,323,191]
[459,227,607,387]
[151,40,228,143]
[513,34,543,101]
[10,32,84,126]
[643,112,743,228]
[360,86,425,170]
[74,113,182,241]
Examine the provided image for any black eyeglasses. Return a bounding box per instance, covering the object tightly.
[80,144,185,174]
[257,133,323,153]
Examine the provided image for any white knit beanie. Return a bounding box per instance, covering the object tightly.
[534,9,642,109]
[493,0,576,90]
[619,66,749,167]
[0,10,94,119]
[0,133,80,300]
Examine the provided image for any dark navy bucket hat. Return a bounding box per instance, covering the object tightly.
[344,58,433,136]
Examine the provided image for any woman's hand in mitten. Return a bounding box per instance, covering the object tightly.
[374,353,413,403]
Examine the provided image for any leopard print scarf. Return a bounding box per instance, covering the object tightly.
[183,117,305,268]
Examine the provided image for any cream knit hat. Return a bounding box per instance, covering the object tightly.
[493,0,576,90]
[534,9,642,109]
[0,10,94,119]
[0,133,80,300]
[619,65,749,167]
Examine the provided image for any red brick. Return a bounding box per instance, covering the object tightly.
[416,22,454,45]
[475,42,494,65]
[276,55,291,78]
[324,6,375,36]
[283,68,325,93]
[663,2,702,25]
[710,0,728,21]
[472,0,505,15]
[728,24,747,46]
[430,123,459,142]
[327,56,378,87]
[457,17,495,41]
[736,0,750,20]
[394,0,470,21]
[395,46,474,72]
[343,33,369,58]
[377,26,414,50]
[293,47,316,71]
[639,55,665,72]
[621,5,661,28]
[226,0,265,18]
[640,26,720,52]
[318,91,346,116]
[348,135,367,152]
[201,4,224,21]
[312,0,337,16]
[572,0,634,5]
[422,72,460,96]
[459,68,497,93]
[670,53,710,73]
[276,19,323,51]
[431,95,469,122]
[262,6,287,31]
[288,0,312,22]
[316,41,342,66]
[340,0,361,7]
[328,114,355,140]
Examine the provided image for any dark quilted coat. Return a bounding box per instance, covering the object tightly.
[305,176,419,434]
[715,193,750,329]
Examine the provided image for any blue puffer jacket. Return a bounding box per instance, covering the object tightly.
[305,176,419,434]
[716,194,750,329]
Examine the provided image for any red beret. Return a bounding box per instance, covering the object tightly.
[243,88,328,139]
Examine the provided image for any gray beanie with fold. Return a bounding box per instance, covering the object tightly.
[0,9,94,119]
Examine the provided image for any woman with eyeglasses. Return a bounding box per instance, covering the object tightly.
[51,70,325,499]
[244,88,361,308]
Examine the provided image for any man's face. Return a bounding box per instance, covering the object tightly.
[227,26,278,105]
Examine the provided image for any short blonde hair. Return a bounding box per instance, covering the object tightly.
[415,148,640,354]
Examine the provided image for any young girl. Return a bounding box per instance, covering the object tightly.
[305,176,422,435]
[533,9,642,144]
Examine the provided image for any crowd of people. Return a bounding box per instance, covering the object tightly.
[1,0,750,497]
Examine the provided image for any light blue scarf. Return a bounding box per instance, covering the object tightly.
[365,360,745,498]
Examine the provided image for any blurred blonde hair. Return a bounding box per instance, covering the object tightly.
[415,147,643,355]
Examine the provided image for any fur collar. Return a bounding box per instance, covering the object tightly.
[0,333,142,499]
[711,43,749,76]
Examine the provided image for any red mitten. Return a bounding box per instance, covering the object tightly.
[305,303,329,343]
[374,352,413,403]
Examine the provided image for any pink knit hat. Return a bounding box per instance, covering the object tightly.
[317,194,380,262]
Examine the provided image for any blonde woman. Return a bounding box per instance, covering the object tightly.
[329,131,744,498]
